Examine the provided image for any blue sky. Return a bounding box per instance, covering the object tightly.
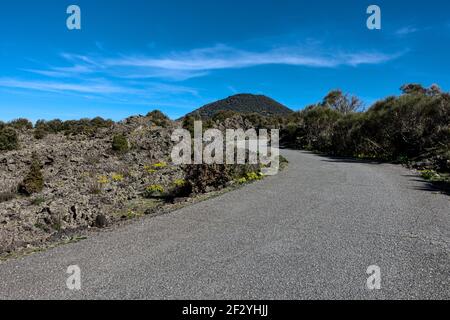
[1,0,450,121]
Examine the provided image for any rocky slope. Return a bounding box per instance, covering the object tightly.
[0,112,272,257]
[0,115,186,255]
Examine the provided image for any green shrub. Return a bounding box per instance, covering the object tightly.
[35,117,114,136]
[184,164,232,194]
[18,153,44,196]
[0,127,19,151]
[144,185,165,198]
[236,177,247,184]
[167,179,192,198]
[182,115,214,136]
[152,162,167,169]
[184,162,262,194]
[112,173,124,182]
[282,84,450,169]
[146,110,171,127]
[35,119,64,134]
[33,128,48,140]
[8,118,32,130]
[212,110,238,122]
[420,170,440,181]
[112,134,129,153]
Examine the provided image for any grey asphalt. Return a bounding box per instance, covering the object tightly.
[0,150,449,300]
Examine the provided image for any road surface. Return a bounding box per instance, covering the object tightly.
[0,150,449,299]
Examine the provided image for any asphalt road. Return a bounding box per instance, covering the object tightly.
[0,150,449,300]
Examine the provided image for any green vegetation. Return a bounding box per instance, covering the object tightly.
[112,134,129,153]
[152,162,167,169]
[34,117,114,136]
[33,128,47,140]
[282,84,450,173]
[146,110,171,127]
[8,118,33,130]
[0,127,19,151]
[144,185,165,198]
[30,196,46,206]
[97,175,109,185]
[173,179,187,187]
[420,170,441,180]
[184,163,262,194]
[112,173,124,182]
[182,114,214,135]
[169,179,192,198]
[18,153,44,196]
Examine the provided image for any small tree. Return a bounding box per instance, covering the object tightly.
[321,90,363,114]
[112,134,129,153]
[0,127,19,151]
[19,153,44,195]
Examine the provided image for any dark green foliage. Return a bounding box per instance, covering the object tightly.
[294,106,342,152]
[19,153,44,196]
[184,163,261,194]
[182,115,214,136]
[34,117,113,136]
[8,118,33,130]
[112,134,129,153]
[283,85,450,169]
[182,115,197,136]
[242,113,282,130]
[167,180,193,199]
[146,110,171,127]
[185,164,232,194]
[33,128,47,140]
[35,119,64,133]
[212,110,238,122]
[0,127,19,151]
[62,117,114,136]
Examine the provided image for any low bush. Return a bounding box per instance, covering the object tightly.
[18,153,44,196]
[184,164,232,194]
[111,173,124,182]
[282,84,450,170]
[144,185,165,198]
[184,162,262,194]
[146,110,171,127]
[33,128,48,140]
[35,117,114,136]
[0,127,19,151]
[112,134,129,153]
[168,179,192,198]
[8,118,33,130]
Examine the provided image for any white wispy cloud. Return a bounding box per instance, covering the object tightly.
[101,44,402,79]
[19,44,402,82]
[0,42,404,107]
[0,78,127,94]
[395,26,419,36]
